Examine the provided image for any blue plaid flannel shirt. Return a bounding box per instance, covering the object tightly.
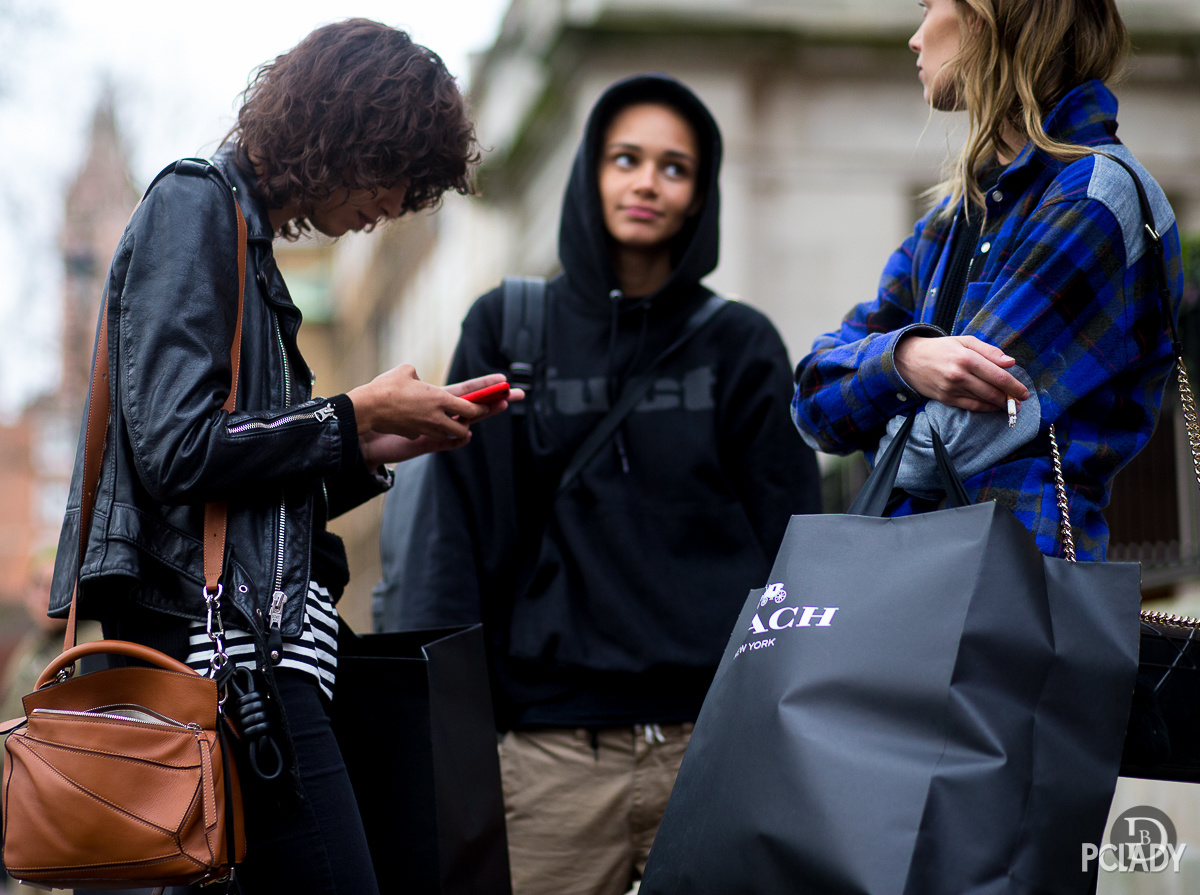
[793,80,1184,560]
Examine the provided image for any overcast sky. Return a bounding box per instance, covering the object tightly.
[0,0,510,420]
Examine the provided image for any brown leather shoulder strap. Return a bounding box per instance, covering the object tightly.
[204,189,247,595]
[67,166,248,652]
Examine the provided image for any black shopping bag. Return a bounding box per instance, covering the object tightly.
[641,418,1141,895]
[1120,615,1200,782]
[332,622,512,895]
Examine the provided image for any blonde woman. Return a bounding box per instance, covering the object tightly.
[794,0,1183,560]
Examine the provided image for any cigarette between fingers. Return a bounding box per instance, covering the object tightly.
[1007,396,1017,429]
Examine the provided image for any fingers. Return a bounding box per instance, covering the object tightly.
[395,432,473,458]
[953,358,1024,410]
[417,433,473,454]
[957,335,1014,367]
[436,415,473,439]
[444,373,508,397]
[956,337,1029,400]
[895,334,1029,412]
[361,431,472,467]
[349,364,469,438]
[444,393,493,425]
[946,366,1016,412]
[351,366,521,444]
[443,378,524,422]
[463,388,525,421]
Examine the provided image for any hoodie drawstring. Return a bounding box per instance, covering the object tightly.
[644,723,666,745]
[606,288,622,407]
[606,289,632,474]
[587,725,667,761]
[606,291,654,477]
[614,430,631,474]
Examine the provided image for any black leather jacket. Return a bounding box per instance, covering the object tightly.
[49,150,388,645]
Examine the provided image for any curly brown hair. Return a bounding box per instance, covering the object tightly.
[225,18,480,238]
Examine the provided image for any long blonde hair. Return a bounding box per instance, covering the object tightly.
[932,0,1128,215]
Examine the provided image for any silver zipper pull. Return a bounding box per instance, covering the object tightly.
[314,403,337,423]
[269,590,288,628]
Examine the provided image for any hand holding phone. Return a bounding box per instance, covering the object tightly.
[461,382,511,404]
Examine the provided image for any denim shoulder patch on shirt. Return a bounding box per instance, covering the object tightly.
[1087,148,1176,267]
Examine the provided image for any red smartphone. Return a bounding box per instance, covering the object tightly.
[461,382,511,404]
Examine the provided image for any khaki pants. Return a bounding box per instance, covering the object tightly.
[499,724,692,895]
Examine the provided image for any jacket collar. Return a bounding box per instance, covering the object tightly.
[213,146,275,244]
[1001,79,1119,181]
[1041,79,1119,148]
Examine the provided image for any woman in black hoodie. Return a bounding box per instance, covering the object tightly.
[389,74,820,895]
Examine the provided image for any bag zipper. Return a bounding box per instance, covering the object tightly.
[32,705,200,730]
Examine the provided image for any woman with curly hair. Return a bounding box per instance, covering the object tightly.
[47,19,509,894]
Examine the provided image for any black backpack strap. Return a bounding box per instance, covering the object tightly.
[500,276,546,415]
[557,293,728,494]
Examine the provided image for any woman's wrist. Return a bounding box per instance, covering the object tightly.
[345,385,374,435]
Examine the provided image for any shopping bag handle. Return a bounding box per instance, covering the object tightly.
[847,414,970,517]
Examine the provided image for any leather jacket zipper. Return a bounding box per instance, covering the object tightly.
[226,403,336,434]
[258,311,336,661]
[269,311,292,661]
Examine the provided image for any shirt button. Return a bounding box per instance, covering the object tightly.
[980,241,991,253]
[990,190,1004,203]
[896,392,909,402]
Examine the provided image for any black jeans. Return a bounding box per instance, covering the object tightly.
[234,670,380,895]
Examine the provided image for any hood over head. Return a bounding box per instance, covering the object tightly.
[558,73,723,307]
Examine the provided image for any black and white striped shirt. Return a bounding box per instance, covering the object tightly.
[185,581,338,700]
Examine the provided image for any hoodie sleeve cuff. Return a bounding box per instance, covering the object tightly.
[328,393,360,472]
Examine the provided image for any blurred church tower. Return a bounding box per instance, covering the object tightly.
[0,91,137,666]
[0,91,139,609]
[58,90,139,418]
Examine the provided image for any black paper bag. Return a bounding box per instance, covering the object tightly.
[1120,617,1200,782]
[641,419,1141,895]
[332,623,511,895]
